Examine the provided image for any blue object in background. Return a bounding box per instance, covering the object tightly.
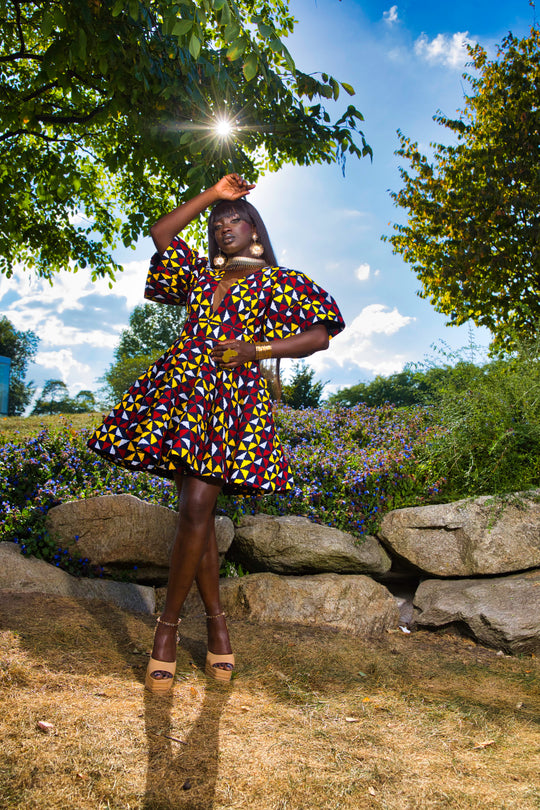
[0,356,11,415]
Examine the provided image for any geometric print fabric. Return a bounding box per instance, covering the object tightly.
[88,236,345,493]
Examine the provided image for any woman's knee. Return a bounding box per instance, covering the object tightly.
[178,476,221,529]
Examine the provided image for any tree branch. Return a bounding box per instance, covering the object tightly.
[22,81,59,103]
[0,51,43,63]
[0,128,82,144]
[14,0,26,53]
[36,104,109,125]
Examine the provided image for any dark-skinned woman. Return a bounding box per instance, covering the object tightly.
[88,173,345,694]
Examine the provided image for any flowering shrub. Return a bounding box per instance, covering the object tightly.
[0,405,439,574]
[0,424,177,575]
[219,404,440,534]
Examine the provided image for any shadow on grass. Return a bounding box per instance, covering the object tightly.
[143,680,232,810]
[0,591,232,810]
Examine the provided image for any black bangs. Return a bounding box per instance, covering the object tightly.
[207,198,278,268]
[208,199,254,227]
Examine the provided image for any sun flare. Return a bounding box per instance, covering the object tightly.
[215,118,234,137]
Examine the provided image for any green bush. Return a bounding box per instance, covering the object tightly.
[416,336,540,499]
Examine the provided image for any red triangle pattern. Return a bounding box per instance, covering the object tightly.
[88,236,345,492]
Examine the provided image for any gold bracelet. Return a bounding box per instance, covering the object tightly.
[255,342,273,360]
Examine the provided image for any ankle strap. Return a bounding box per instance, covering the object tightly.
[156,616,181,628]
[205,611,225,620]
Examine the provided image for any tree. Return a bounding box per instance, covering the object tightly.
[386,28,540,353]
[281,361,325,409]
[1,0,371,282]
[74,389,96,411]
[115,302,186,358]
[31,380,98,414]
[0,315,38,414]
[327,364,483,408]
[101,301,186,402]
[328,369,431,408]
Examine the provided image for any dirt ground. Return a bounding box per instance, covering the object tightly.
[0,590,538,810]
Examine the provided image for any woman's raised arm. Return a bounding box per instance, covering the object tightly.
[149,174,255,254]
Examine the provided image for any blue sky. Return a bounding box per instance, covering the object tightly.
[0,0,533,405]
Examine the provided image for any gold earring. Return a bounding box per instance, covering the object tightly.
[213,249,227,268]
[250,232,264,258]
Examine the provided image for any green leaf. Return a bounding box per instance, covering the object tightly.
[257,22,274,39]
[212,0,226,9]
[281,44,296,73]
[172,19,193,37]
[219,2,231,25]
[224,22,240,42]
[227,37,246,60]
[128,0,139,21]
[52,7,66,27]
[111,0,124,17]
[341,82,355,96]
[40,12,54,37]
[78,29,87,61]
[189,33,201,59]
[243,53,258,82]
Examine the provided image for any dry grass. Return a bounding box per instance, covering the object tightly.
[0,591,538,810]
[0,413,101,442]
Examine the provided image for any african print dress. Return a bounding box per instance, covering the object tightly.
[88,236,345,492]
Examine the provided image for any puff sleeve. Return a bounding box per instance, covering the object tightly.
[262,268,345,341]
[145,236,207,305]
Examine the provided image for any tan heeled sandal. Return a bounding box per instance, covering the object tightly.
[145,616,181,695]
[205,612,235,682]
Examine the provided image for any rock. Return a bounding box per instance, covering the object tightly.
[46,494,234,583]
[0,542,155,614]
[180,572,399,636]
[229,514,391,576]
[412,570,540,654]
[379,491,540,576]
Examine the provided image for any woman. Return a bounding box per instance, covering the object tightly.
[88,174,345,694]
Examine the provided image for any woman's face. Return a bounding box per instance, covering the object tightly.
[213,213,254,258]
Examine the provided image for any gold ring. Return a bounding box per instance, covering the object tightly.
[222,348,238,363]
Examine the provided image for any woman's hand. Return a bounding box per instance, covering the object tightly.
[211,339,256,368]
[150,174,255,253]
[212,174,255,201]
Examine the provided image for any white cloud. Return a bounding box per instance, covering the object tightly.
[34,349,92,391]
[383,5,398,25]
[414,31,474,68]
[339,209,368,218]
[0,257,149,315]
[308,304,414,375]
[355,263,371,282]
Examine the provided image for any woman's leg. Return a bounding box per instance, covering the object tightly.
[150,473,222,677]
[195,508,233,661]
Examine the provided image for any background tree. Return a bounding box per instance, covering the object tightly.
[31,380,97,414]
[101,301,186,402]
[0,315,38,415]
[115,302,186,358]
[328,368,431,408]
[1,0,371,282]
[386,27,540,352]
[281,361,325,409]
[328,364,485,408]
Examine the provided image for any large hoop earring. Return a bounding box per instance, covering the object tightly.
[213,249,227,269]
[250,232,264,258]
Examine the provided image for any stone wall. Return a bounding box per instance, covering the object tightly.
[3,491,536,652]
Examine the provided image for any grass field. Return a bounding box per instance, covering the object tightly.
[0,413,102,441]
[0,591,538,810]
